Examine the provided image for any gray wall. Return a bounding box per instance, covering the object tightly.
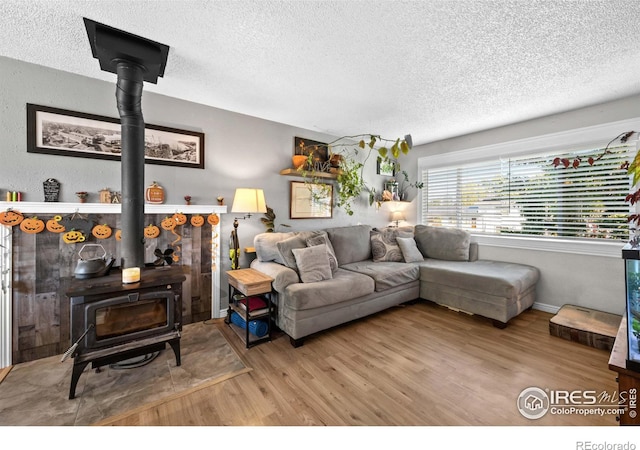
[405,96,640,316]
[0,56,396,307]
[3,55,635,316]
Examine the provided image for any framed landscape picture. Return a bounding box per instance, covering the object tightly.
[290,181,333,219]
[26,104,205,169]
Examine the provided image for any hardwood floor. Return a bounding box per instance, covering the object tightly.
[105,301,621,426]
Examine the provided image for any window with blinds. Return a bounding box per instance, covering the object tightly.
[422,145,632,241]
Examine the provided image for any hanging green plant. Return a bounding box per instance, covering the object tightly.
[335,155,364,216]
[297,134,413,215]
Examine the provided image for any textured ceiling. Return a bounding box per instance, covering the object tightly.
[2,0,640,146]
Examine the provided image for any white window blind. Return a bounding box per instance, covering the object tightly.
[422,145,632,241]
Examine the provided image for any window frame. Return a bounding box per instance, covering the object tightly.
[417,117,640,258]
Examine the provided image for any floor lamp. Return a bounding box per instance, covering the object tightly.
[230,188,267,270]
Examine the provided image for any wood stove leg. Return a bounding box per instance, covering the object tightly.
[168,339,181,366]
[69,360,90,399]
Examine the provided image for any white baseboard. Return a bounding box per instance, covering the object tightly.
[532,302,560,314]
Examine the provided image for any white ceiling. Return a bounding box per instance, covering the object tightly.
[2,0,640,146]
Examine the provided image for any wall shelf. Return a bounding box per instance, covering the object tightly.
[279,168,339,179]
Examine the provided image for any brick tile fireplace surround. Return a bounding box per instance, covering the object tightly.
[0,201,226,368]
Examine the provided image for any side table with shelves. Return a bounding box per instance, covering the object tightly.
[225,268,274,348]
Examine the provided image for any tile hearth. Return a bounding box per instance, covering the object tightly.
[0,321,249,426]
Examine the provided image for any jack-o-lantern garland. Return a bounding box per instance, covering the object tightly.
[172,212,187,226]
[63,229,86,244]
[91,223,113,239]
[0,209,218,255]
[207,213,219,226]
[20,216,45,234]
[144,224,161,239]
[0,209,24,227]
[161,215,177,231]
[190,214,205,227]
[46,216,65,233]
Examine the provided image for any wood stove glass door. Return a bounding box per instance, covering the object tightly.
[85,291,176,349]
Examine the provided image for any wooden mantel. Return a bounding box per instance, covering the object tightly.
[0,201,227,215]
[0,201,227,369]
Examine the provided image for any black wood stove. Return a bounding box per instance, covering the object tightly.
[63,21,179,400]
[66,267,185,399]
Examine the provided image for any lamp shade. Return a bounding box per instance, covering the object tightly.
[390,211,405,222]
[231,188,267,214]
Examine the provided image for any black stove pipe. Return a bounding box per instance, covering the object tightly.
[116,60,145,269]
[84,18,169,270]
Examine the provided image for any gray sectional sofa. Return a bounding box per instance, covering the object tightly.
[249,224,540,347]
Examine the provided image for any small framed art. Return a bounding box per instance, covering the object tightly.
[290,181,333,219]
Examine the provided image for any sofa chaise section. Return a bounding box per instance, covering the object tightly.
[412,225,540,327]
[418,258,539,327]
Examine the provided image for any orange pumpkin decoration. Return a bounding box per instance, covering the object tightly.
[172,212,187,226]
[145,181,165,204]
[144,224,161,239]
[0,209,24,226]
[161,216,176,231]
[190,214,205,227]
[63,230,86,244]
[115,229,122,241]
[46,216,65,233]
[20,216,45,234]
[92,223,113,239]
[207,213,219,226]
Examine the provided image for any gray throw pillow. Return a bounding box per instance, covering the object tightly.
[326,225,373,265]
[276,234,308,271]
[396,237,425,263]
[414,225,470,261]
[306,232,339,272]
[291,244,333,283]
[370,229,404,262]
[254,232,293,264]
[396,225,415,237]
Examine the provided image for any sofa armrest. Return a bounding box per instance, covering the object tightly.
[250,260,299,292]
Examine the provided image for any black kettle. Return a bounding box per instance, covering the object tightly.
[74,244,115,279]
